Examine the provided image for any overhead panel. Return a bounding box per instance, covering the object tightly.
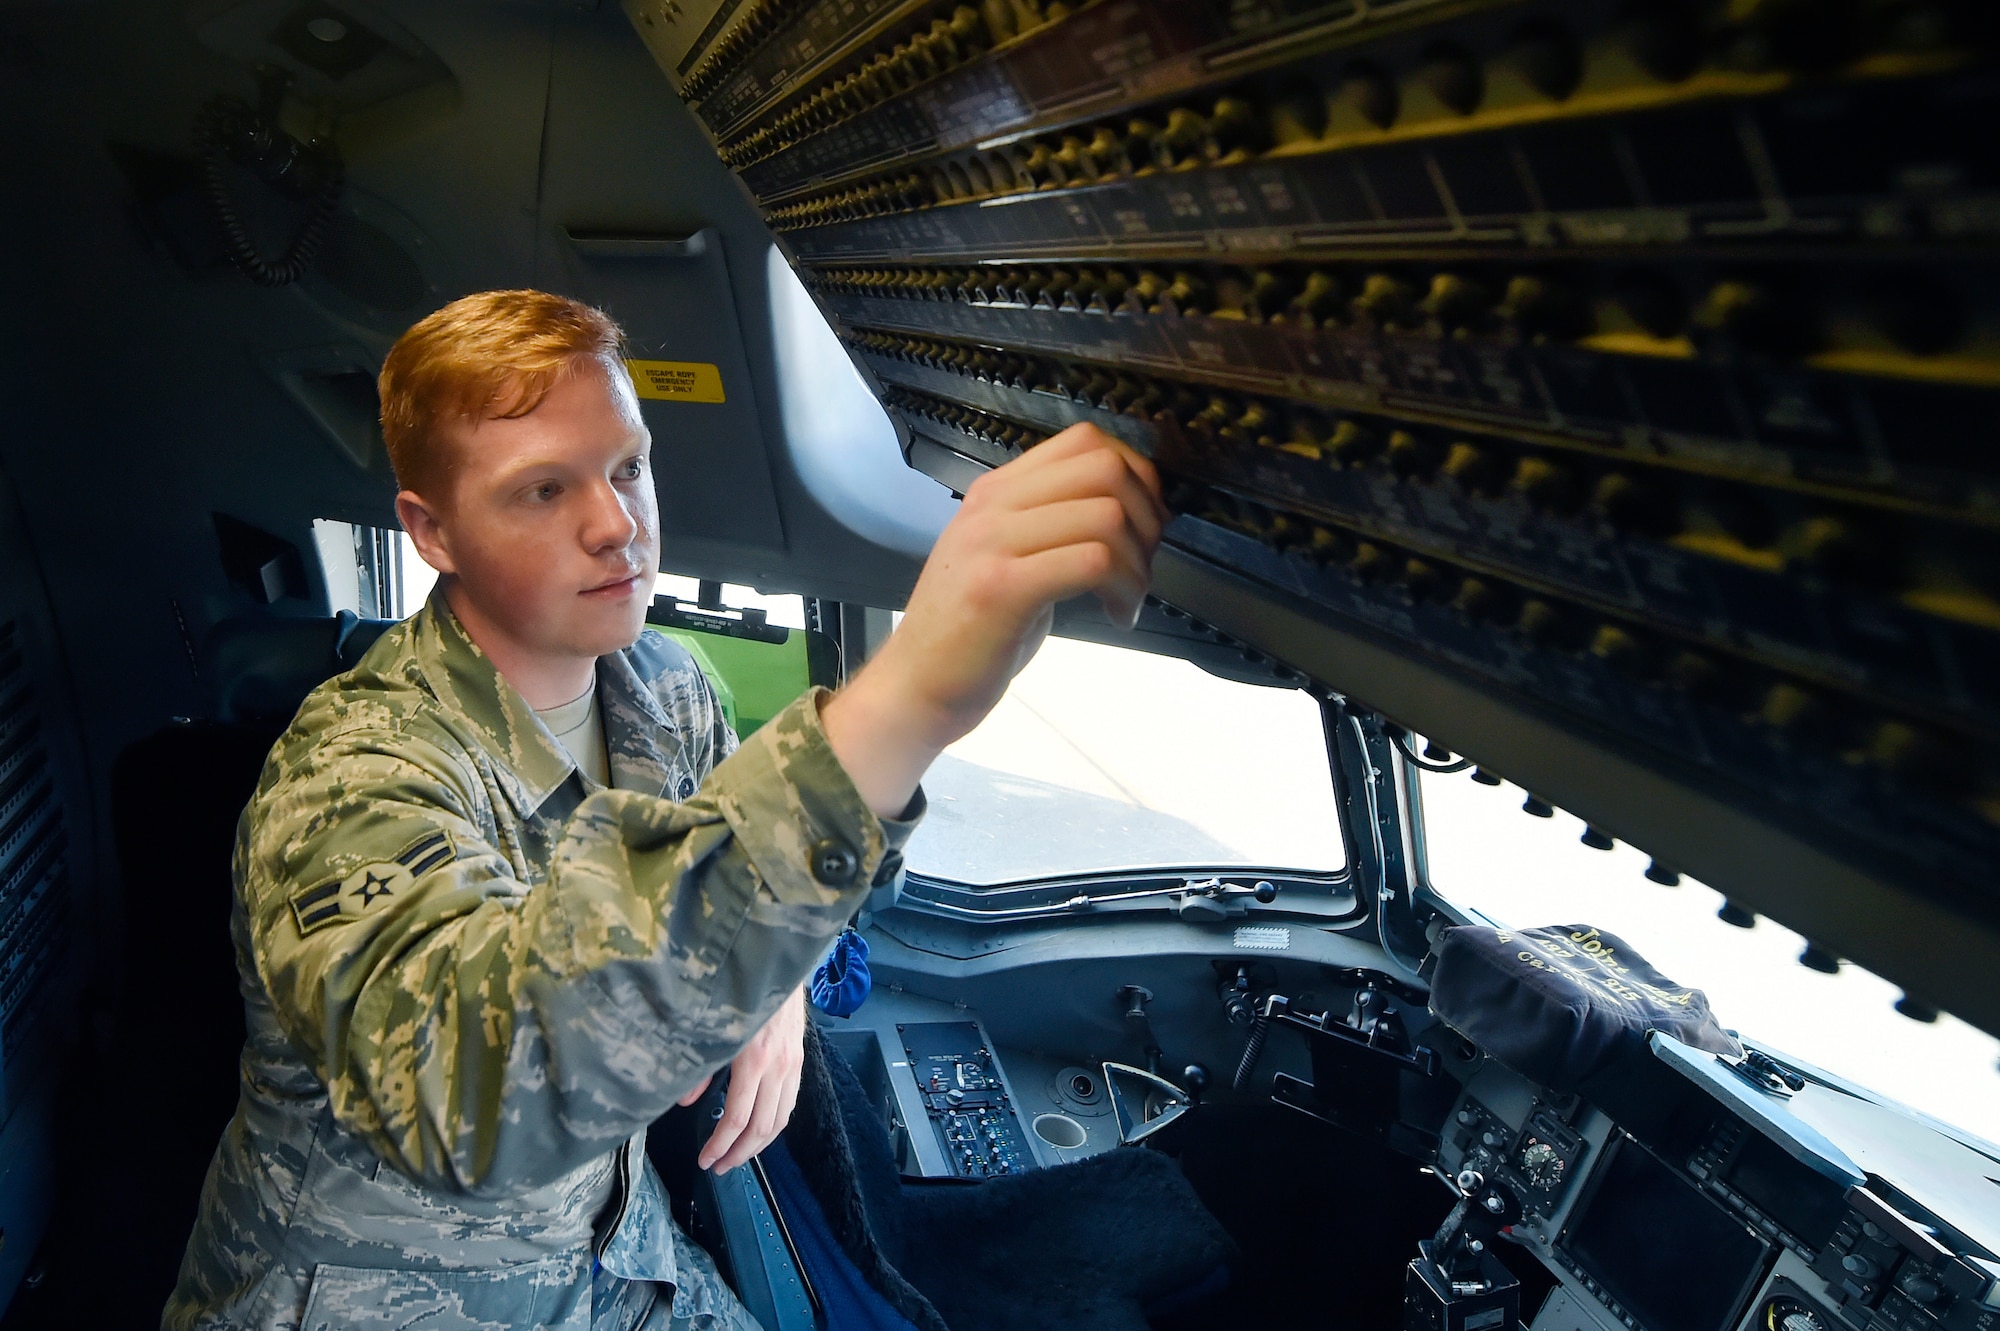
[627,0,2000,1030]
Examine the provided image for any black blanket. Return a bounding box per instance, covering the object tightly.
[1428,923,1743,1091]
[781,1022,1237,1331]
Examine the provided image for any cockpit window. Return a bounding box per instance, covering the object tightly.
[311,521,437,619]
[902,635,1344,887]
[1416,766,2000,1147]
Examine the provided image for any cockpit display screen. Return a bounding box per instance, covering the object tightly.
[1723,1131,1845,1251]
[1563,1138,1769,1331]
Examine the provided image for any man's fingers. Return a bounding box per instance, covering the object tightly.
[971,458,1165,579]
[974,428,1167,535]
[698,985,807,1172]
[1101,463,1167,549]
[748,1068,784,1156]
[997,496,1153,564]
[711,1057,791,1173]
[1011,541,1152,628]
[699,1070,757,1170]
[1033,520,1154,604]
[952,425,1168,624]
[1025,423,1163,501]
[981,441,1165,530]
[776,1061,801,1139]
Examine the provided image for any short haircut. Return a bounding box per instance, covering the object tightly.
[378,290,627,497]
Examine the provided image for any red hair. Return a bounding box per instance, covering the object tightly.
[378,290,625,496]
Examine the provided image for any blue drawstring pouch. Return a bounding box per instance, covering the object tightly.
[810,929,872,1017]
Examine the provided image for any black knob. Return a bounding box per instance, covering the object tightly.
[1717,900,1757,929]
[1901,1274,1941,1304]
[1420,41,1484,115]
[1339,60,1399,129]
[1253,881,1278,903]
[1509,19,1583,100]
[1182,1064,1210,1094]
[945,1088,965,1106]
[1894,994,1940,1023]
[1841,1254,1879,1280]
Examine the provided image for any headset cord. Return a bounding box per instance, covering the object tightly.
[194,94,344,288]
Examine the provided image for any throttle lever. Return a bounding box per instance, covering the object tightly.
[1405,1166,1523,1330]
[1431,1169,1522,1282]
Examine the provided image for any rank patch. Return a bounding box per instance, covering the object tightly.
[289,830,455,936]
[289,877,345,935]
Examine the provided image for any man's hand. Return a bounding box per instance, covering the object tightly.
[822,423,1166,817]
[679,984,807,1172]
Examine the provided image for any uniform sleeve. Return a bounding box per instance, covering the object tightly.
[243,688,915,1197]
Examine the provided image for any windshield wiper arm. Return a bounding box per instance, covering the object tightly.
[907,875,1280,924]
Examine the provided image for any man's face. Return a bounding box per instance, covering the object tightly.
[418,358,659,667]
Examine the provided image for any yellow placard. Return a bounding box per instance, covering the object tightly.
[625,359,726,404]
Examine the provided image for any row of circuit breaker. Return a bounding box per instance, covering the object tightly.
[629,0,2000,912]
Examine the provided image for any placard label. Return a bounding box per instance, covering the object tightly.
[626,359,725,403]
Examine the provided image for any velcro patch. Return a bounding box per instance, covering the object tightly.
[290,830,455,936]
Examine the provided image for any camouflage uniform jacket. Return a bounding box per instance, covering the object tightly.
[166,591,918,1330]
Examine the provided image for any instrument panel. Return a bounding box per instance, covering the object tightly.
[898,1019,1037,1178]
[1557,1133,1774,1331]
[816,918,1997,1331]
[1436,1053,2000,1331]
[1451,1094,1590,1219]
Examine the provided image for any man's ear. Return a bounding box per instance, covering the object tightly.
[397,490,458,577]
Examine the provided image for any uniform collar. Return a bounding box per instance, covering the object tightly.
[598,645,681,797]
[412,589,577,814]
[412,588,683,812]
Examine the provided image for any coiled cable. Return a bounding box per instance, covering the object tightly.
[1231,1011,1268,1091]
[194,94,344,288]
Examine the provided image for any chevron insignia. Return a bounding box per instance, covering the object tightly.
[290,830,455,937]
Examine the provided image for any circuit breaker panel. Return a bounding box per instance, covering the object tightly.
[627,0,2000,1026]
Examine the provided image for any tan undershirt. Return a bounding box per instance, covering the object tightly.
[535,683,611,788]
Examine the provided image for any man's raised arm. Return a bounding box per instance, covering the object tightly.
[247,422,1162,1196]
